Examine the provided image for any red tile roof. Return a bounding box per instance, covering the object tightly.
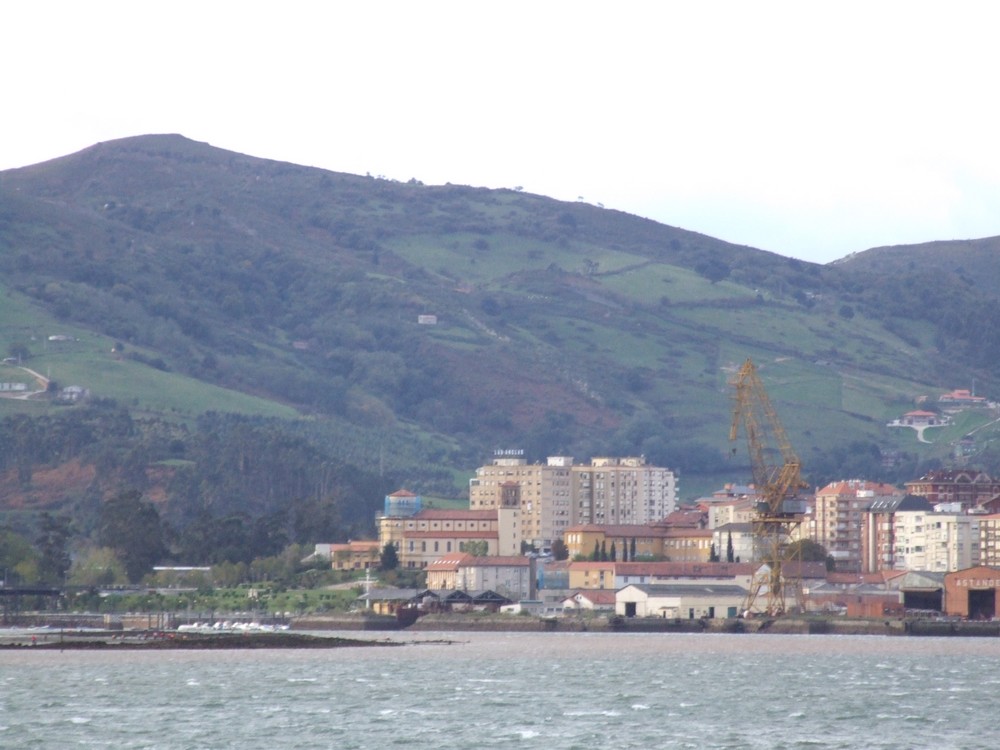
[563,524,672,537]
[330,540,380,553]
[816,480,900,496]
[570,589,617,605]
[460,556,531,568]
[568,562,616,571]
[616,561,753,577]
[426,554,471,571]
[405,530,497,539]
[413,509,499,520]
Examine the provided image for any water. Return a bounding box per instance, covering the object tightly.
[3,631,999,749]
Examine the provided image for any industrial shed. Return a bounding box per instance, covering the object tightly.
[944,566,1000,619]
[616,583,747,620]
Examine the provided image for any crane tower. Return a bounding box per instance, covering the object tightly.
[729,358,809,616]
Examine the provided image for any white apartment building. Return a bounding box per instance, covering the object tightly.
[892,508,979,573]
[977,513,1000,566]
[470,454,678,549]
[706,496,755,530]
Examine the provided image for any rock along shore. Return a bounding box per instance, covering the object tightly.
[0,630,404,650]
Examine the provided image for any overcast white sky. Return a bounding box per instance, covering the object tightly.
[4,1,999,264]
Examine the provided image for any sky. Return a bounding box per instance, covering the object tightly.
[4,1,1000,264]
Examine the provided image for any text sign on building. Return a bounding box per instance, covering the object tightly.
[955,577,1000,588]
[494,449,524,457]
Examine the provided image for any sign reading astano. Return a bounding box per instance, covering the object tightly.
[955,578,1000,588]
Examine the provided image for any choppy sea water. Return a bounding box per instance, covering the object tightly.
[3,631,999,749]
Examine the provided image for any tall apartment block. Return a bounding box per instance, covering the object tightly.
[810,479,902,573]
[469,453,678,550]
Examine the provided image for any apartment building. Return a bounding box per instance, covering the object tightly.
[905,469,1000,511]
[470,453,677,549]
[469,455,571,548]
[891,508,980,573]
[810,480,901,573]
[572,457,677,527]
[860,494,933,573]
[975,513,1000,567]
[705,495,755,530]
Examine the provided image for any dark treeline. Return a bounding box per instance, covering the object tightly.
[0,401,394,580]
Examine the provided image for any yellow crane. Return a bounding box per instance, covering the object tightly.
[729,358,809,616]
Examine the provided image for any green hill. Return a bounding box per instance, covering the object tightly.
[3,133,1000,525]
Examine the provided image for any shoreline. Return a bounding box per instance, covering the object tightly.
[3,613,998,649]
[0,630,407,650]
[295,612,1000,638]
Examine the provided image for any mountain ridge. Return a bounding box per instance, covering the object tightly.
[2,133,1000,523]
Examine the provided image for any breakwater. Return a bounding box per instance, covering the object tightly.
[7,612,998,638]
[290,612,996,637]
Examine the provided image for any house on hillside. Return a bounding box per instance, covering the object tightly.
[58,385,89,403]
[939,389,988,408]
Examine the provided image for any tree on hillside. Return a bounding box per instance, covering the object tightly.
[68,547,128,587]
[695,257,731,284]
[0,527,39,585]
[7,342,30,362]
[98,490,168,582]
[35,512,72,584]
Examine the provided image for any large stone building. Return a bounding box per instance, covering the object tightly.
[470,454,678,549]
[563,517,712,564]
[377,491,521,569]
